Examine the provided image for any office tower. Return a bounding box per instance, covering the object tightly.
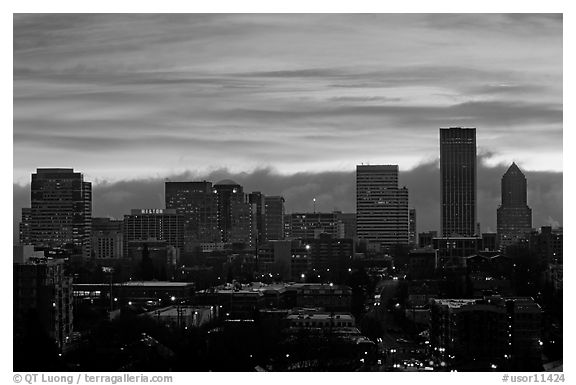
[123,209,184,256]
[91,218,123,259]
[264,196,285,240]
[409,208,417,245]
[165,181,219,249]
[214,180,253,246]
[13,256,74,350]
[356,165,409,250]
[248,191,266,244]
[497,163,532,248]
[440,127,477,237]
[285,212,344,240]
[21,168,92,258]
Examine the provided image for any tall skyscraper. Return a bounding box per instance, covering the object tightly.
[165,181,220,248]
[21,168,92,258]
[264,196,285,240]
[497,163,532,248]
[440,127,477,237]
[356,165,409,250]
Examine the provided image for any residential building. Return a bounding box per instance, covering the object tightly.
[14,257,74,351]
[430,296,542,371]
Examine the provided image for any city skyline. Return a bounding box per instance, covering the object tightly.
[13,157,562,244]
[12,12,563,374]
[14,14,562,186]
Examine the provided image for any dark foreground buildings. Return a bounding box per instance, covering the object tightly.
[430,296,542,371]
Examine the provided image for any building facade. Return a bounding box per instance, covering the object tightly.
[21,168,92,258]
[264,196,285,241]
[285,212,345,240]
[430,296,542,371]
[497,163,532,249]
[214,180,253,246]
[91,217,123,259]
[13,257,74,351]
[123,209,184,256]
[409,208,417,246]
[356,165,409,250]
[165,181,220,249]
[440,128,477,237]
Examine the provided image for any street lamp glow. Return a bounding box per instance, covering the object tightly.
[171,296,176,301]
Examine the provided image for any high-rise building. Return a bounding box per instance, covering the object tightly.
[285,212,345,240]
[497,163,532,248]
[248,192,266,245]
[123,209,184,256]
[13,256,74,351]
[91,218,123,259]
[165,181,220,249]
[214,180,252,245]
[356,165,409,250]
[264,196,285,241]
[440,128,477,237]
[21,168,92,258]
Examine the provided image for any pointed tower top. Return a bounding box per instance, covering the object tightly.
[504,162,524,177]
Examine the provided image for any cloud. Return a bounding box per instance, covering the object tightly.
[13,160,562,243]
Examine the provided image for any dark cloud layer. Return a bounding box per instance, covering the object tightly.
[13,160,562,242]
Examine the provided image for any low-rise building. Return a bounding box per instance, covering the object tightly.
[430,296,542,371]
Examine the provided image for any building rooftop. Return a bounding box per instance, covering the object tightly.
[215,179,238,186]
[122,281,194,287]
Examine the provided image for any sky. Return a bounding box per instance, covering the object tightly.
[12,13,563,236]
